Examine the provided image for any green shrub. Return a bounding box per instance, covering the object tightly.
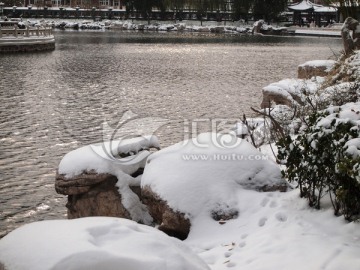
[277,103,360,221]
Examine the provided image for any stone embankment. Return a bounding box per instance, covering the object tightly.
[0,24,55,53]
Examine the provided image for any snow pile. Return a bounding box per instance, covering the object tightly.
[59,135,159,178]
[141,133,284,219]
[236,26,251,33]
[54,20,106,29]
[58,135,160,224]
[0,217,210,270]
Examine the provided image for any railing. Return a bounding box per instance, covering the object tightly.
[0,26,53,38]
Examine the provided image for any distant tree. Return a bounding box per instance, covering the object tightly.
[324,0,359,19]
[252,0,288,22]
[232,0,252,21]
[2,0,23,6]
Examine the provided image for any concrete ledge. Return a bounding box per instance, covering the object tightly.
[0,36,55,53]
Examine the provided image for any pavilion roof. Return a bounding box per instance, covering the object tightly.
[288,0,337,13]
[314,6,338,13]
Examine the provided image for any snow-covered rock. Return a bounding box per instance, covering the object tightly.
[56,136,160,224]
[56,171,133,219]
[261,77,323,108]
[0,217,210,270]
[141,133,287,238]
[252,20,264,35]
[298,60,337,79]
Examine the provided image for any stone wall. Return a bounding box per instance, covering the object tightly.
[0,42,55,53]
[0,37,55,53]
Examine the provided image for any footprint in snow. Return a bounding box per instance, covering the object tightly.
[258,217,267,227]
[226,262,236,268]
[224,252,232,258]
[260,197,270,207]
[239,242,246,248]
[275,212,287,222]
[241,233,248,239]
[269,201,278,208]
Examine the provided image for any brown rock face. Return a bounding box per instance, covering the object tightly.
[261,89,295,108]
[298,64,331,79]
[141,186,191,240]
[56,171,132,219]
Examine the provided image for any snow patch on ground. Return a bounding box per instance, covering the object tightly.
[185,189,360,270]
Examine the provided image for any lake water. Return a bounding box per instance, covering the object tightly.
[0,30,342,237]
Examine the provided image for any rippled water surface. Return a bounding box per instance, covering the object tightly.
[0,30,342,237]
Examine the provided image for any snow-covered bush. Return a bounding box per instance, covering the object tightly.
[277,102,360,221]
[321,82,359,106]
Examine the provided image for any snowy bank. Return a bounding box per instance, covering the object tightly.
[2,188,360,270]
[19,19,295,36]
[185,189,360,270]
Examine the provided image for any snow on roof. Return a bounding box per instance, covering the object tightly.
[142,133,284,219]
[288,0,316,11]
[0,217,210,270]
[314,6,338,13]
[288,0,337,13]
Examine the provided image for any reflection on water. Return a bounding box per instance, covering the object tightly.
[0,30,342,237]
